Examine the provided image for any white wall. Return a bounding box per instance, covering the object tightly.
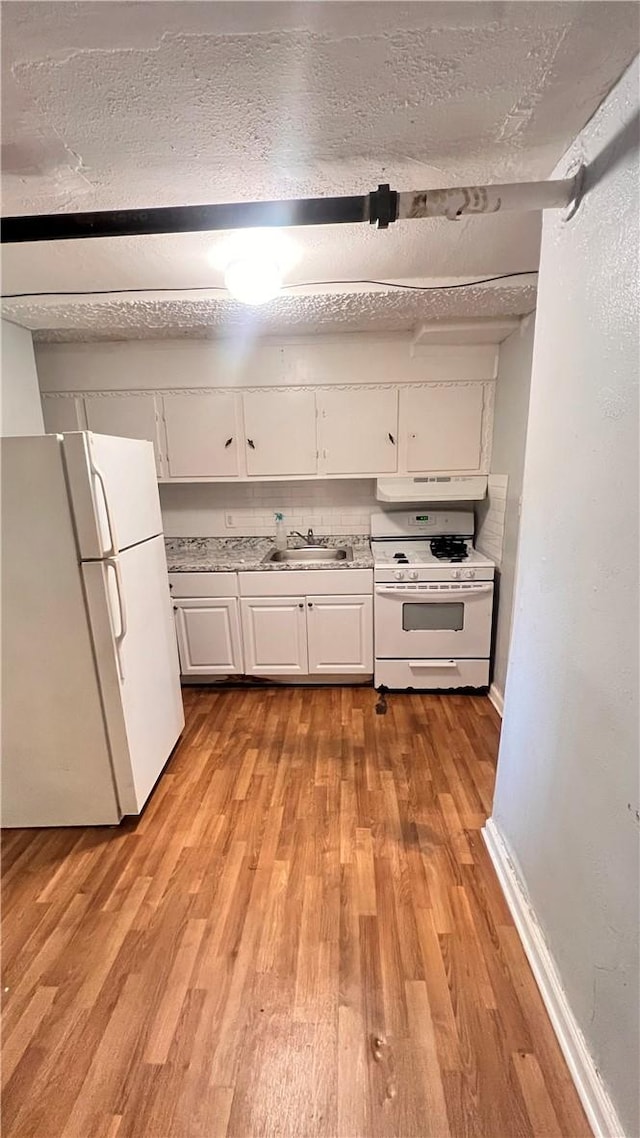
[35,334,497,392]
[491,60,639,1136]
[477,316,535,703]
[1,320,44,436]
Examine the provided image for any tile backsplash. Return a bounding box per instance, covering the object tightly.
[475,473,508,566]
[159,480,383,537]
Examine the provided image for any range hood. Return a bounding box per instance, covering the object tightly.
[376,476,487,503]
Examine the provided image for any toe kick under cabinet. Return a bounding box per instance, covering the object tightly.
[169,569,374,680]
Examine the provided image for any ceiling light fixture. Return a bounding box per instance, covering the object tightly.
[218,229,298,306]
[224,258,282,305]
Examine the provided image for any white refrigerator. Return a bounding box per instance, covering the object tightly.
[1,431,185,827]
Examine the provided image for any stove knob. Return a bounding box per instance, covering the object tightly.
[394,569,405,580]
[408,569,419,581]
[451,569,462,579]
[465,568,476,579]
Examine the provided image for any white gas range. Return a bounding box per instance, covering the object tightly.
[371,510,495,691]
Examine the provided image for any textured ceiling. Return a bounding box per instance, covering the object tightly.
[11,281,537,343]
[1,1,638,340]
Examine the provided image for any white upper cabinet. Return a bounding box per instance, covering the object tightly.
[163,393,240,478]
[41,379,491,481]
[318,389,398,475]
[242,390,317,477]
[41,395,84,435]
[84,393,163,476]
[400,384,485,473]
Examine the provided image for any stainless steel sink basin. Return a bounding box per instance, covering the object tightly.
[265,546,353,563]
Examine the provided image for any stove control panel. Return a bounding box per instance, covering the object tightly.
[375,565,495,584]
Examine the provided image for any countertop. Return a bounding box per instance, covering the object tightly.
[165,535,374,572]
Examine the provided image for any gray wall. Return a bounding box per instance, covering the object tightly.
[489,316,535,701]
[491,59,639,1135]
[1,320,44,437]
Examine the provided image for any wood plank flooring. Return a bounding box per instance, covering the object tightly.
[1,687,591,1138]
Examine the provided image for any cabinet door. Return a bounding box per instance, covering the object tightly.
[242,390,317,476]
[307,594,373,674]
[401,385,484,472]
[163,393,240,478]
[41,395,84,434]
[84,393,163,476]
[240,597,308,674]
[174,598,243,675]
[318,389,398,474]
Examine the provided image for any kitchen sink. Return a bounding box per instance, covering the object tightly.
[265,546,353,563]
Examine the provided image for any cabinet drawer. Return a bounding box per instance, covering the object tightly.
[168,572,238,597]
[238,569,373,597]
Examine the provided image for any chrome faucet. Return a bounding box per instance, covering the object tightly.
[290,528,316,546]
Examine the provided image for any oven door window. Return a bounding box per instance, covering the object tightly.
[402,601,464,632]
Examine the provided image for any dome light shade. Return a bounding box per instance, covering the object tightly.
[215,229,298,305]
[224,257,283,305]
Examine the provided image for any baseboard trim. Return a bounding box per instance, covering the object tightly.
[482,818,625,1138]
[488,683,504,717]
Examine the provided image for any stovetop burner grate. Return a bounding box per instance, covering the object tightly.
[429,537,469,562]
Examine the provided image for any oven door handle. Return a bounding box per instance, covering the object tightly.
[375,584,493,599]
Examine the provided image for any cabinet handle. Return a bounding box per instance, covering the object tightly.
[169,583,173,590]
[308,602,313,608]
[388,432,396,445]
[224,437,233,448]
[247,438,256,450]
[298,602,304,609]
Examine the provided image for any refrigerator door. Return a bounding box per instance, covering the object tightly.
[63,431,162,558]
[1,434,121,826]
[82,534,185,814]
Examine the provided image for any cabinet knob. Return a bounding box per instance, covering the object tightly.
[298,602,304,609]
[308,602,313,608]
[247,438,256,450]
[173,605,178,612]
[224,437,233,448]
[388,432,396,445]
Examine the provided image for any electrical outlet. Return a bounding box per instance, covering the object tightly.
[225,512,236,529]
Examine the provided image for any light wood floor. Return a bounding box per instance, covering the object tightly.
[2,687,590,1138]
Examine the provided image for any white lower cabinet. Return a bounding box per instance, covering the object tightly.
[174,597,243,675]
[170,570,374,680]
[240,597,308,675]
[240,591,373,676]
[307,595,373,673]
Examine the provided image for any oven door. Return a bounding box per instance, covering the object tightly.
[374,581,493,659]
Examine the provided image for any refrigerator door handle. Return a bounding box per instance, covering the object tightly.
[107,556,128,680]
[90,457,118,557]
